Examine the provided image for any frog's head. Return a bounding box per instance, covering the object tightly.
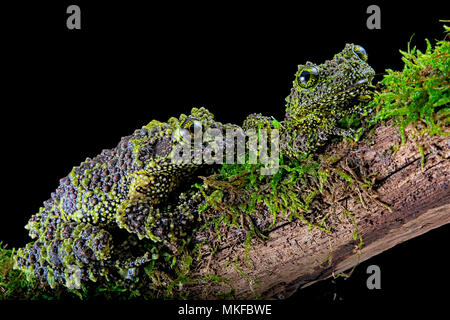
[285,43,375,124]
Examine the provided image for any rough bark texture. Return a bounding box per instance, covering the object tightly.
[188,123,449,299]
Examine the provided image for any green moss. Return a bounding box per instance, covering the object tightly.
[370,23,449,143]
[193,25,449,294]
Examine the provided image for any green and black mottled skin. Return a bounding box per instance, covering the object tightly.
[244,43,375,156]
[14,43,375,290]
[14,107,238,289]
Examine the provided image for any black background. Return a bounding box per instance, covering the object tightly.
[1,0,448,308]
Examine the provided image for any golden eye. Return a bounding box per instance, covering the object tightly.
[297,66,319,88]
[353,45,368,61]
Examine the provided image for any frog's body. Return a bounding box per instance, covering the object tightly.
[14,107,235,288]
[14,44,375,289]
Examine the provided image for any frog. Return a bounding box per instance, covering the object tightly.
[244,43,376,157]
[13,107,237,289]
[14,44,376,291]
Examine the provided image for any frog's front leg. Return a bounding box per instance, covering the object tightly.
[330,126,363,142]
[243,113,277,131]
[116,187,201,252]
[280,128,322,156]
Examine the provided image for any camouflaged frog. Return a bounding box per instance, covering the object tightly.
[14,44,376,290]
[244,43,375,156]
[13,107,236,288]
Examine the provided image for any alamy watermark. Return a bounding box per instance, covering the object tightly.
[66,5,381,31]
[366,264,381,289]
[366,5,381,30]
[66,5,81,30]
[170,122,280,175]
[65,264,81,289]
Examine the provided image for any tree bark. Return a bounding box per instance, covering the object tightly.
[187,123,450,299]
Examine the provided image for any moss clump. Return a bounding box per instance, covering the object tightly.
[370,23,449,143]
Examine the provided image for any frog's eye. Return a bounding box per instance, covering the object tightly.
[297,66,319,89]
[181,118,202,133]
[189,120,202,133]
[179,128,191,141]
[353,45,368,61]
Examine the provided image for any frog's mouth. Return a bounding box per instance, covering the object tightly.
[345,78,370,91]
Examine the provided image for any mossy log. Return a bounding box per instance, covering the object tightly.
[187,122,449,299]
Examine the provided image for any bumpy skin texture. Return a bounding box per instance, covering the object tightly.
[15,222,114,288]
[283,43,375,155]
[14,107,234,288]
[14,44,375,290]
[244,43,375,156]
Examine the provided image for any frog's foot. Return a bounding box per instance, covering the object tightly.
[112,251,153,285]
[330,126,363,142]
[116,191,202,251]
[14,222,114,289]
[243,113,277,131]
[280,129,324,157]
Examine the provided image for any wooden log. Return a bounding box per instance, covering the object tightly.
[187,123,450,299]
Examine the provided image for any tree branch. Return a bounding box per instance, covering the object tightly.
[187,123,450,299]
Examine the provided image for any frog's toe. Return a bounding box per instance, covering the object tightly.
[14,222,114,288]
[331,127,360,141]
[116,191,202,250]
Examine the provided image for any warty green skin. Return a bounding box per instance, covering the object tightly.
[14,44,376,291]
[13,107,237,289]
[244,43,375,156]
